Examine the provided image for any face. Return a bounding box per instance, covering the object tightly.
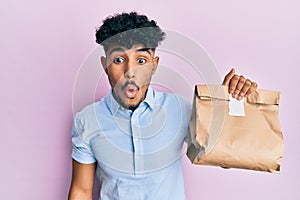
[101,44,159,110]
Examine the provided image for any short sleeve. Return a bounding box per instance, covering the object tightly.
[71,113,96,164]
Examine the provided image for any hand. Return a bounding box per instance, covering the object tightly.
[222,68,258,100]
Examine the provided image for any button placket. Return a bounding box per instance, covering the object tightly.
[131,110,144,174]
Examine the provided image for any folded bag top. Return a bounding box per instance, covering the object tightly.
[196,84,280,105]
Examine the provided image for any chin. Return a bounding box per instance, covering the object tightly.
[127,101,139,107]
[123,99,141,109]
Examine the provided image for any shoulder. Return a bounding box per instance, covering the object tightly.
[76,102,97,119]
[74,100,104,129]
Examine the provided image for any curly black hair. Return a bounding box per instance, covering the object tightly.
[95,12,166,52]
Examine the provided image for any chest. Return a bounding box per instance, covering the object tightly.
[90,104,187,173]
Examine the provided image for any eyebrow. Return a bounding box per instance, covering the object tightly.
[137,48,151,55]
[108,47,152,56]
[107,47,125,55]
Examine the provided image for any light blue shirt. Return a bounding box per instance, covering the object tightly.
[72,86,191,200]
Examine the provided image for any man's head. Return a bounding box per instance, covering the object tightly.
[95,12,166,110]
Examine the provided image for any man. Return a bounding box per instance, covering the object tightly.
[68,12,257,200]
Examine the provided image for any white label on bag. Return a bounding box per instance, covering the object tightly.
[229,96,245,116]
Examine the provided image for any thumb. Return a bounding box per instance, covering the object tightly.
[222,68,235,86]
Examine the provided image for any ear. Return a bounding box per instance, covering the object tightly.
[152,56,159,75]
[101,56,108,74]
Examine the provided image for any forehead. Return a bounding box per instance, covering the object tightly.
[105,44,154,56]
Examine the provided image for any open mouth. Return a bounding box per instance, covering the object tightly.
[122,81,140,99]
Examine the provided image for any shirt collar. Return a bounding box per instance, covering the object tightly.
[143,86,155,110]
[105,86,156,116]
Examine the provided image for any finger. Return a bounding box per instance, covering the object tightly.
[245,82,258,96]
[222,68,235,87]
[238,79,252,100]
[228,74,240,95]
[235,75,246,94]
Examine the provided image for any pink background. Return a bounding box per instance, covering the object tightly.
[1,0,299,199]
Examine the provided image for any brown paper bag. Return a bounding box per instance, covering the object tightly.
[186,85,284,173]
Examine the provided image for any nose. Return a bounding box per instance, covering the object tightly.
[124,60,135,79]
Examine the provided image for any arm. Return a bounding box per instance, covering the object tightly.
[68,159,96,200]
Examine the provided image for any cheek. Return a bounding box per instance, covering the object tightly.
[135,65,154,81]
[107,67,124,86]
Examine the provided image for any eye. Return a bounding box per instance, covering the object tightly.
[113,57,124,64]
[137,58,146,64]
